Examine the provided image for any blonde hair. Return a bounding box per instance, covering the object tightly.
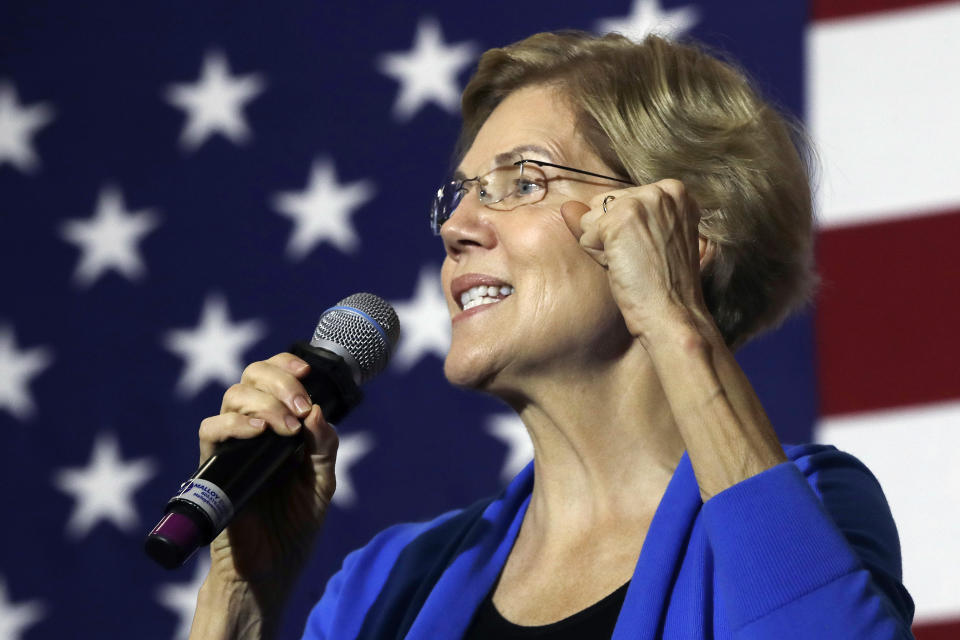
[458,31,816,348]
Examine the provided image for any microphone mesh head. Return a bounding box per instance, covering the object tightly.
[311,293,400,383]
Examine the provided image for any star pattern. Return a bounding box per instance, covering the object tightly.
[390,265,450,371]
[596,0,699,41]
[59,186,160,287]
[332,431,375,508]
[163,294,266,397]
[0,81,55,173]
[486,413,534,485]
[165,50,265,151]
[0,326,53,421]
[377,17,476,120]
[271,158,375,258]
[52,433,156,538]
[156,556,209,640]
[0,579,45,640]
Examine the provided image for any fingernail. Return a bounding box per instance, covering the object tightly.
[294,395,311,416]
[249,417,265,428]
[290,359,309,374]
[284,415,301,432]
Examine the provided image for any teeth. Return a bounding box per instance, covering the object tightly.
[459,284,514,309]
[464,297,496,311]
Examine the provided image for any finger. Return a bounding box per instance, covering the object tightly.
[301,405,339,460]
[649,181,702,265]
[221,383,304,436]
[198,413,269,462]
[560,200,591,240]
[576,226,609,269]
[644,184,679,237]
[561,200,609,267]
[265,352,311,378]
[239,359,313,418]
[294,405,339,503]
[651,179,701,233]
[653,178,694,214]
[585,186,617,210]
[578,205,607,252]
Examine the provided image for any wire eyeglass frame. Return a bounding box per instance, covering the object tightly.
[430,156,634,235]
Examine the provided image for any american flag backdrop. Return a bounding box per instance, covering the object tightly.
[0,0,957,638]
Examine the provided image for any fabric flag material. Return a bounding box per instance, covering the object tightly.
[809,1,960,637]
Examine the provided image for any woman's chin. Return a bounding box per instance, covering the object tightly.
[443,348,499,390]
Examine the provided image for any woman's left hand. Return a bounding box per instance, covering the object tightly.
[560,179,713,344]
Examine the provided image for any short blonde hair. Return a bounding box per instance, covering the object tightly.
[458,31,816,348]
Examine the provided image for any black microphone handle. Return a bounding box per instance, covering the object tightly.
[144,342,361,569]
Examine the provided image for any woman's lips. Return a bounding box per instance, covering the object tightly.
[449,273,513,310]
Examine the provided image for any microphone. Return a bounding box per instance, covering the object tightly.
[144,293,400,569]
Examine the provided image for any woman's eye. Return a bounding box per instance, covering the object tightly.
[516,179,542,195]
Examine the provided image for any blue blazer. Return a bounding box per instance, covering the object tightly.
[303,444,915,639]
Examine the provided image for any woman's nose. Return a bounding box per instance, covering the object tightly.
[440,195,497,258]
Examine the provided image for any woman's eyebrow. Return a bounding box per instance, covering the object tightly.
[496,144,555,164]
[455,144,557,180]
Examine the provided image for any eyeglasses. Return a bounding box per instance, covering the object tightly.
[430,152,634,235]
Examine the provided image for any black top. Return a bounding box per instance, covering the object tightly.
[461,580,630,639]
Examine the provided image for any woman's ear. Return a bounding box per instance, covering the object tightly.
[699,236,717,271]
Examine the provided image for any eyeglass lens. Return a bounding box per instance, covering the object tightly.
[431,156,547,234]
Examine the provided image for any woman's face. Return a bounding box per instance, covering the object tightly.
[440,85,633,392]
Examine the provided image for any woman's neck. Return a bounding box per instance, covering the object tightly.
[502,341,686,546]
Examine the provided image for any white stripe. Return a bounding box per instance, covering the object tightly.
[807,2,960,228]
[815,400,960,622]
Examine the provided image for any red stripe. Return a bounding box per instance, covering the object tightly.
[815,208,960,416]
[812,0,957,21]
[914,618,960,640]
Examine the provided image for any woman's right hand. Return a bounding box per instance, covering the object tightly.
[196,352,338,602]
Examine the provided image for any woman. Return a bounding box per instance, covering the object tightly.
[189,32,914,638]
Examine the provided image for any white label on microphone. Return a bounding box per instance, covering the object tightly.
[175,479,234,532]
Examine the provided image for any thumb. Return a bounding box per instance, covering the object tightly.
[560,200,591,240]
[303,405,338,460]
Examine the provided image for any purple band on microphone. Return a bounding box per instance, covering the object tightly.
[150,511,201,550]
